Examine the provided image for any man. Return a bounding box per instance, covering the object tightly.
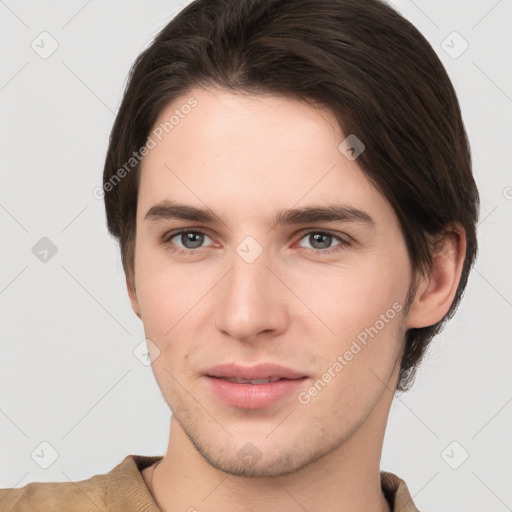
[0,0,479,510]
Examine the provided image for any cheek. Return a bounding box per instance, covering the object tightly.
[305,252,410,377]
[133,244,196,338]
[134,257,204,393]
[316,258,408,331]
[303,270,406,417]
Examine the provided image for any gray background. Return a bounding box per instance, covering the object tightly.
[0,0,511,510]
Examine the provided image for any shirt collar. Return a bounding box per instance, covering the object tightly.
[114,455,419,512]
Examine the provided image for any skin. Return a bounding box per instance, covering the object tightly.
[128,86,466,511]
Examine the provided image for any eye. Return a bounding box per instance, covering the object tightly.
[162,229,213,255]
[296,230,349,254]
[162,228,350,256]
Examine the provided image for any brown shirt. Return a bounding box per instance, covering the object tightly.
[0,455,420,511]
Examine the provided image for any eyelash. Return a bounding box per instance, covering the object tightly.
[161,229,350,256]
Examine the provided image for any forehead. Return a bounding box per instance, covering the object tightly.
[137,86,395,230]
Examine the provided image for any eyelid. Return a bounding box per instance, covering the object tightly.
[295,228,352,244]
[162,228,210,243]
[161,228,214,249]
[161,227,351,254]
[293,229,351,255]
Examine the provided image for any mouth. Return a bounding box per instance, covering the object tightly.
[210,376,294,384]
[204,362,308,381]
[204,363,309,409]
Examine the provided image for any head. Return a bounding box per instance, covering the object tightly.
[102,0,479,477]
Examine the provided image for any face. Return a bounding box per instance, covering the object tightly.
[130,86,415,477]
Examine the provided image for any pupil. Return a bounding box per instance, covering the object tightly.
[311,233,331,249]
[183,232,203,249]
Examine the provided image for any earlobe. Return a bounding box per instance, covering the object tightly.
[406,223,467,329]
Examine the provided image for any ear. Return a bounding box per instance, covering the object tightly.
[406,222,467,329]
[126,275,142,320]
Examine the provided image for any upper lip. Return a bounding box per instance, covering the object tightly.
[205,363,307,380]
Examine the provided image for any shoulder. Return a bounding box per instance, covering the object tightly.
[0,478,104,512]
[0,454,162,512]
[380,470,421,512]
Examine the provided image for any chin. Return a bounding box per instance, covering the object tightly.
[185,425,340,479]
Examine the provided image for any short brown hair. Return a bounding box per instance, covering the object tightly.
[103,0,480,391]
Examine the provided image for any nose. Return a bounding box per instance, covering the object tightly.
[214,247,289,343]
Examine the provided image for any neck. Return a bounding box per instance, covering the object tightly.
[146,401,392,512]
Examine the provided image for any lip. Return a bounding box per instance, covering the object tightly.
[204,362,307,381]
[204,363,308,409]
[205,376,308,409]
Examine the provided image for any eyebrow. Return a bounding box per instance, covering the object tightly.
[143,200,375,228]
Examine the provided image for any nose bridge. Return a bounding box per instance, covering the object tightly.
[214,240,287,341]
[230,243,270,300]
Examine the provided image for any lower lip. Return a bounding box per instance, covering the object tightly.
[205,376,308,409]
